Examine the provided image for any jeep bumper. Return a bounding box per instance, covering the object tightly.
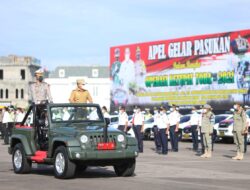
[67,145,138,160]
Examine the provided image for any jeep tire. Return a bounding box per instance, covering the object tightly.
[114,158,135,177]
[12,143,32,174]
[54,146,76,179]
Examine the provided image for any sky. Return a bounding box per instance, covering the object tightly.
[0,0,249,71]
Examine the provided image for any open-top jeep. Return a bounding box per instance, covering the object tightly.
[8,103,138,179]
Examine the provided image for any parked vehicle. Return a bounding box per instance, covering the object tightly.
[178,115,191,141]
[9,103,138,179]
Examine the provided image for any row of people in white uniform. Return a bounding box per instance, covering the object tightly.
[153,106,181,154]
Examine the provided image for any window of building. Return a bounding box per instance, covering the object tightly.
[21,89,24,99]
[59,69,65,78]
[92,69,99,78]
[21,69,25,80]
[0,70,3,80]
[5,89,8,99]
[16,89,19,99]
[0,89,3,99]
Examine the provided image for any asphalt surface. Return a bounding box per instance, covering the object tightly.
[1,140,250,190]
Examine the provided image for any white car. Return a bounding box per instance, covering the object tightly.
[217,111,250,143]
[178,115,191,141]
[142,117,155,140]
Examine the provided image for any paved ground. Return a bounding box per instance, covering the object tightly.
[0,140,250,190]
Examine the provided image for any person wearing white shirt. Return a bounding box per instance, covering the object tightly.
[62,108,70,121]
[157,107,169,155]
[152,107,162,152]
[101,106,110,118]
[168,105,181,152]
[133,106,144,153]
[2,107,13,144]
[189,107,200,151]
[118,106,128,132]
[15,108,26,123]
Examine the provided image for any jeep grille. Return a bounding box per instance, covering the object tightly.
[89,135,117,145]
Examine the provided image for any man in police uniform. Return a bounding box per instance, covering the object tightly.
[153,107,162,152]
[29,69,53,104]
[168,105,181,152]
[232,103,248,160]
[118,106,128,132]
[133,106,144,153]
[200,104,215,158]
[157,106,169,155]
[69,79,93,103]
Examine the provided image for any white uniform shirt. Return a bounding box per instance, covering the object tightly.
[158,113,169,129]
[118,112,128,125]
[168,111,181,126]
[2,111,11,124]
[190,112,200,126]
[153,112,161,126]
[133,112,144,125]
[15,112,25,123]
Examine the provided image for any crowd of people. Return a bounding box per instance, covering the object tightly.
[114,103,249,161]
[0,106,26,144]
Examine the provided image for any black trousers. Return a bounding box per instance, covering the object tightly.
[169,125,178,151]
[4,122,14,145]
[244,134,248,153]
[153,126,161,150]
[118,125,125,132]
[0,122,3,139]
[159,128,168,154]
[133,125,143,152]
[191,125,199,151]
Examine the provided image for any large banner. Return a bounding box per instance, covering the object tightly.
[110,29,250,109]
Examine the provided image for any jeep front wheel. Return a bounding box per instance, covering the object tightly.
[54,146,76,179]
[12,143,32,174]
[114,158,136,177]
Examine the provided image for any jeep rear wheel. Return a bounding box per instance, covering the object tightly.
[54,146,76,179]
[12,143,32,174]
[114,158,136,177]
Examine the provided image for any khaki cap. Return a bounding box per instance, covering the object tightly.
[76,79,86,85]
[204,104,211,109]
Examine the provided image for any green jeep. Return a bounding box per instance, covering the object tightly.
[8,103,138,179]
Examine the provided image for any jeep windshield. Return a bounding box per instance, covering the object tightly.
[50,105,104,123]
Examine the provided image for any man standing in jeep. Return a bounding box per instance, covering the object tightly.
[29,69,53,104]
[69,79,93,103]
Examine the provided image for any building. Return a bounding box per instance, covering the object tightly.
[46,66,111,109]
[0,55,41,108]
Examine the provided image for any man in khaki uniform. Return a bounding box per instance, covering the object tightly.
[69,79,93,103]
[232,103,247,160]
[200,104,215,158]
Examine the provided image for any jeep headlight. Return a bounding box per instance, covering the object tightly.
[80,135,88,143]
[117,134,125,142]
